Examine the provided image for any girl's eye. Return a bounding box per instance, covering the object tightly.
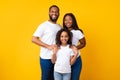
[61,36,63,37]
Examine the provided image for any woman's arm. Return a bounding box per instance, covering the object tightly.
[77,37,86,49]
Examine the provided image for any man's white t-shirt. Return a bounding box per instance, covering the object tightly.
[33,21,61,59]
[54,45,74,73]
[71,29,84,56]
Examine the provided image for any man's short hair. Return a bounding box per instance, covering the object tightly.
[49,5,59,12]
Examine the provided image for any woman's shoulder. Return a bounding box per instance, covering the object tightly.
[71,29,83,34]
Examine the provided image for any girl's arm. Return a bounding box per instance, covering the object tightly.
[51,45,58,64]
[70,50,78,65]
[51,53,56,64]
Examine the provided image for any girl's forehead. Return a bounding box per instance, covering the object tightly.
[61,31,68,35]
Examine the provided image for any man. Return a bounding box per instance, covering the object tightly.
[32,5,61,80]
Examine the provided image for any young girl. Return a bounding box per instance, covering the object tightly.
[63,13,86,80]
[51,29,78,80]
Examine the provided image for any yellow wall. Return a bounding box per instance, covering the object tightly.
[0,0,120,80]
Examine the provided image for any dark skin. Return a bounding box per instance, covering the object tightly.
[71,37,86,51]
[32,6,59,50]
[77,37,86,49]
[63,14,86,50]
[67,27,86,50]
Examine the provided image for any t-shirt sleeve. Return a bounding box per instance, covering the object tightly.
[77,30,84,39]
[33,24,44,38]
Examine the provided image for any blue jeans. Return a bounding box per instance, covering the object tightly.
[40,58,54,80]
[54,71,71,80]
[71,56,82,80]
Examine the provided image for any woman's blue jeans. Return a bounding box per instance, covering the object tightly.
[71,56,82,80]
[40,58,54,80]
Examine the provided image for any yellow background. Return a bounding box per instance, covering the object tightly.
[0,0,120,80]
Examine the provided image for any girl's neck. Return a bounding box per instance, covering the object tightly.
[61,44,68,47]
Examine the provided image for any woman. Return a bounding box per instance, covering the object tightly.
[63,13,86,80]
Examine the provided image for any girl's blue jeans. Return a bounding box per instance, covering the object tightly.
[54,71,71,80]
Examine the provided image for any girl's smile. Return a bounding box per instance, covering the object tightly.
[60,31,69,46]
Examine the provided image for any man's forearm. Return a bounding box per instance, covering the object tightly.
[32,36,49,48]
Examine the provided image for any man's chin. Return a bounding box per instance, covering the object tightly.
[49,17,58,22]
[51,19,58,22]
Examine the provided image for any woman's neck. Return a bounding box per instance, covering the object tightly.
[68,27,73,31]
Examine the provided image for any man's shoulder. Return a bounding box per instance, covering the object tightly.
[37,21,49,27]
[56,23,62,29]
[40,21,49,25]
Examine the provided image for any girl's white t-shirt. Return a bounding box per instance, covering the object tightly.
[33,21,61,59]
[54,45,74,73]
[71,29,84,56]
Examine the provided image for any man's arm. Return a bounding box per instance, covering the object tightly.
[32,36,54,50]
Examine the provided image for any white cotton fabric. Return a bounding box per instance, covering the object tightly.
[33,21,61,59]
[54,45,74,73]
[71,29,84,56]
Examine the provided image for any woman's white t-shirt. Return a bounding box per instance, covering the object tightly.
[71,29,84,56]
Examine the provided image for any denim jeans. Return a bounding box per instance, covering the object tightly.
[54,71,71,80]
[40,58,54,80]
[71,56,82,80]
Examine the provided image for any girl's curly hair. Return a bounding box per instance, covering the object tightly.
[56,29,73,47]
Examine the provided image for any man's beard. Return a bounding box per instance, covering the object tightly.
[49,15,58,22]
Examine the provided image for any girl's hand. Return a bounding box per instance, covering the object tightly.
[71,45,77,51]
[51,45,59,64]
[47,45,55,50]
[71,45,78,55]
[53,45,59,54]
